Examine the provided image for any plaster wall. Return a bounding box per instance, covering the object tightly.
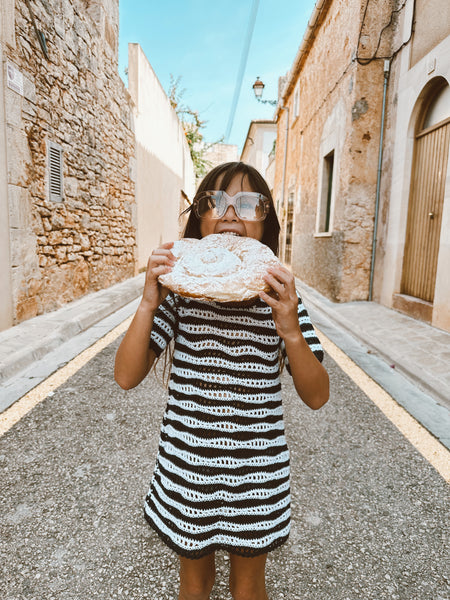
[128,44,195,270]
[379,33,450,331]
[0,44,13,329]
[410,0,450,67]
[240,122,276,179]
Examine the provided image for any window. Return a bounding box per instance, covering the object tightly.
[317,150,334,233]
[293,83,300,120]
[284,192,295,264]
[48,141,63,202]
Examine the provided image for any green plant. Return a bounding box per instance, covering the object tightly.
[167,75,220,179]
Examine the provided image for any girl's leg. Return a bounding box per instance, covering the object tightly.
[229,553,269,600]
[178,552,216,600]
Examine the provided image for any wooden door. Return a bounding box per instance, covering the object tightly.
[401,117,450,302]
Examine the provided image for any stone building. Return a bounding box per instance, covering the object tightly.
[0,0,136,331]
[273,0,450,332]
[200,142,239,181]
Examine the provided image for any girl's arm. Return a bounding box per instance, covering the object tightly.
[114,242,175,390]
[260,266,329,410]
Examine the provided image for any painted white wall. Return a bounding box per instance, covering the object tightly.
[380,33,450,330]
[128,44,195,269]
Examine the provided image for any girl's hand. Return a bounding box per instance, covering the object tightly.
[260,266,301,343]
[141,241,176,312]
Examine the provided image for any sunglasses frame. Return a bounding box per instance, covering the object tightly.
[193,190,271,222]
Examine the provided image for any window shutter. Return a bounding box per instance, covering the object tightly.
[48,141,63,202]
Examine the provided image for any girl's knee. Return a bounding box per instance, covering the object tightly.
[179,578,215,600]
[230,581,268,600]
[230,573,268,600]
[229,555,268,600]
[179,555,215,600]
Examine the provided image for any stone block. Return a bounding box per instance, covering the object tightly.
[7,126,31,188]
[10,228,38,270]
[5,87,22,127]
[50,212,66,230]
[15,295,39,322]
[22,75,36,104]
[48,231,63,245]
[8,185,31,229]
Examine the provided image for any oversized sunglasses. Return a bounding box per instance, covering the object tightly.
[192,190,270,221]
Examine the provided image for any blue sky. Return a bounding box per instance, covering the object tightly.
[118,1,317,153]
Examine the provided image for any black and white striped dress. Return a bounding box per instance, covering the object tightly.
[144,293,323,558]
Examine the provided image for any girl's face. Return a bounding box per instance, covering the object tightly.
[199,173,265,241]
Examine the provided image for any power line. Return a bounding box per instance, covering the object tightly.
[224,0,259,142]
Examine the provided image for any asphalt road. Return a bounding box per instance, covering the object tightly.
[1,334,449,600]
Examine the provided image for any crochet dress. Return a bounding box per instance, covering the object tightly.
[144,293,323,558]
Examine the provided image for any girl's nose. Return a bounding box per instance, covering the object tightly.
[222,205,239,221]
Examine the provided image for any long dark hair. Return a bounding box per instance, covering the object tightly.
[183,162,281,256]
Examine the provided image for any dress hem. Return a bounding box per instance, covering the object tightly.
[143,510,289,559]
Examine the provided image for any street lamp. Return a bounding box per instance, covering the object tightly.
[252,77,277,106]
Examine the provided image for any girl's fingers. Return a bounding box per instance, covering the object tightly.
[151,264,173,277]
[263,273,286,297]
[267,266,295,288]
[148,252,176,270]
[259,290,278,307]
[151,249,177,263]
[159,241,175,249]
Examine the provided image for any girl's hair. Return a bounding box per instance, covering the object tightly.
[153,162,282,388]
[183,161,281,255]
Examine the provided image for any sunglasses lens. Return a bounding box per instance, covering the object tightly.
[196,193,223,218]
[195,192,268,221]
[237,196,266,221]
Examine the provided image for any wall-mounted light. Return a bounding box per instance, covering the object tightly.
[252,77,277,106]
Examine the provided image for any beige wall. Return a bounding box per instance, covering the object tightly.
[127,44,195,270]
[378,11,450,331]
[0,47,13,330]
[410,0,450,67]
[240,121,277,180]
[0,0,16,329]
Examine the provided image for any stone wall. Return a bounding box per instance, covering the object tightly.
[273,0,400,302]
[3,0,136,325]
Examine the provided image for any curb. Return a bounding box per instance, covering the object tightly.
[0,274,145,411]
[295,278,450,450]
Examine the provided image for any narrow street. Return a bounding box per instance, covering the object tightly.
[1,326,448,600]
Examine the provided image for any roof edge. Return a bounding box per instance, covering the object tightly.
[275,0,333,117]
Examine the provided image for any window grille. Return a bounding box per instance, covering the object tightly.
[48,141,63,202]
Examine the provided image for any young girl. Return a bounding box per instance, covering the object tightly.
[115,162,329,600]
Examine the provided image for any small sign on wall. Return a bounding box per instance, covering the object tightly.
[6,63,24,96]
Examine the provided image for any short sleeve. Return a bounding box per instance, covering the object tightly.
[149,293,178,357]
[282,294,324,373]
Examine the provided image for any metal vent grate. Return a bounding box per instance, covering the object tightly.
[48,141,63,202]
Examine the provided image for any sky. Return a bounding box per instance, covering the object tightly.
[118,1,317,154]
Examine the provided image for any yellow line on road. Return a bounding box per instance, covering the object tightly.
[318,329,450,484]
[1,318,449,485]
[0,317,132,437]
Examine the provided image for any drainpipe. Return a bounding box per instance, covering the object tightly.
[280,105,289,258]
[369,59,390,301]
